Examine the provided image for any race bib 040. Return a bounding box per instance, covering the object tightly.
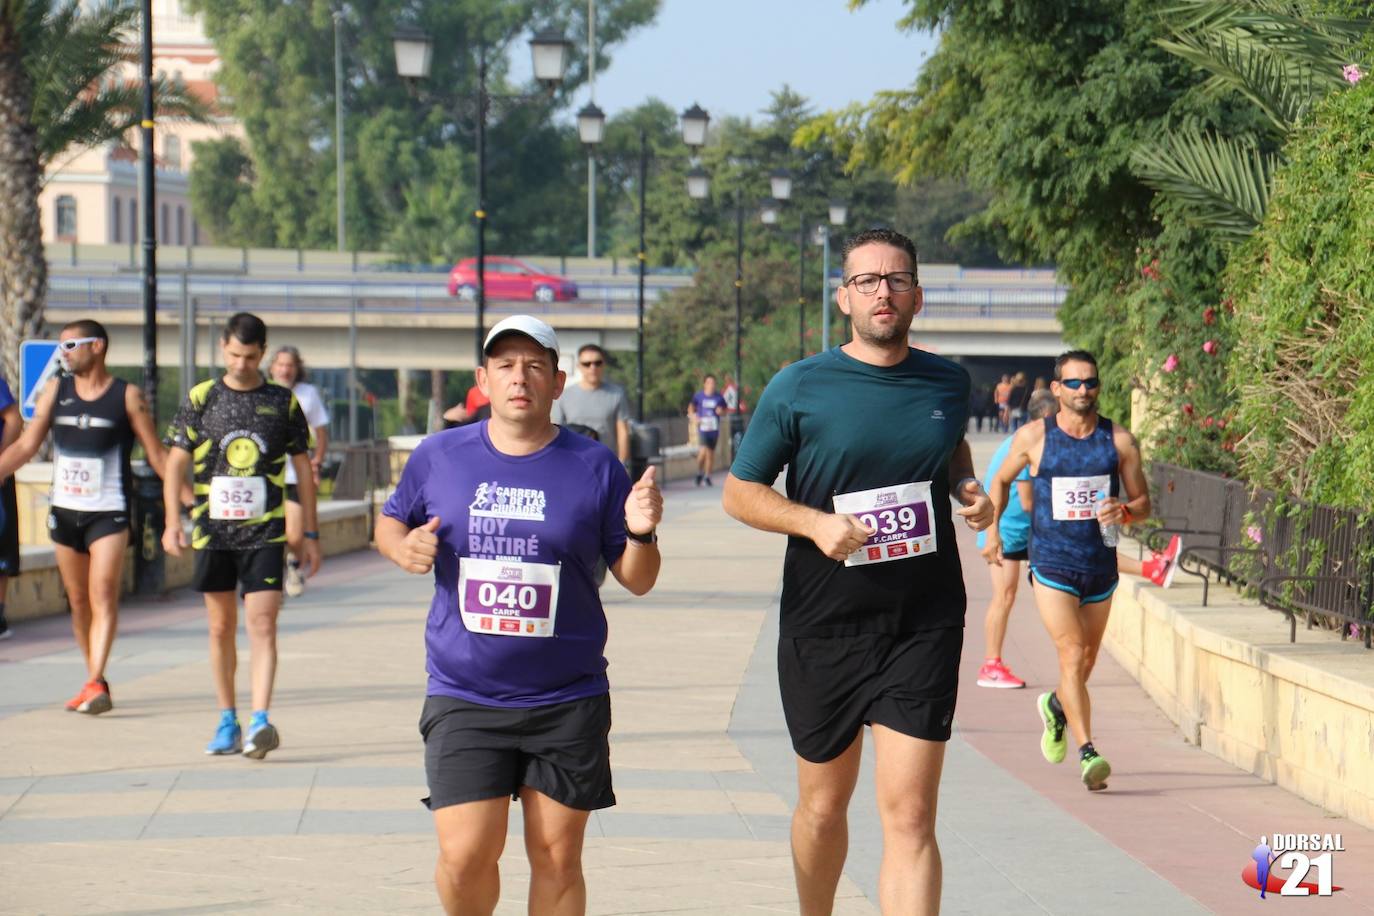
[832,481,936,566]
[458,557,561,638]
[209,475,266,520]
[1050,475,1110,521]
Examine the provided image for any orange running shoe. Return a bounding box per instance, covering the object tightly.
[65,678,112,715]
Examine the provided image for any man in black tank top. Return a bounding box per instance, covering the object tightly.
[0,320,183,715]
[984,350,1151,791]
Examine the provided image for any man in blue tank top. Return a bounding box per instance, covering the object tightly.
[984,350,1150,791]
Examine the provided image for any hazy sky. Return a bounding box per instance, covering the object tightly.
[534,0,940,123]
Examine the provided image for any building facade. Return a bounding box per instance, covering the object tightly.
[39,0,240,247]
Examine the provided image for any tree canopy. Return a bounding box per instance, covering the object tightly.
[185,0,658,257]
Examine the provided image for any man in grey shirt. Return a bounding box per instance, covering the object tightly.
[553,343,632,461]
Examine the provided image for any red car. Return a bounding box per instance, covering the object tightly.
[447,256,579,303]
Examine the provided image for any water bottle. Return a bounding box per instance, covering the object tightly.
[1094,490,1120,548]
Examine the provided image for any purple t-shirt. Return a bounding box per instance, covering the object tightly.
[0,378,13,438]
[691,392,725,434]
[383,422,632,707]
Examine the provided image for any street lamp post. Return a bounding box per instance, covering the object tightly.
[578,102,709,420]
[797,216,806,361]
[333,11,345,253]
[139,0,157,418]
[820,200,848,351]
[393,27,571,368]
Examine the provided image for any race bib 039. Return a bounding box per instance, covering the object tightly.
[832,481,937,567]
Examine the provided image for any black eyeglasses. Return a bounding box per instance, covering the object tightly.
[579,360,604,368]
[1059,377,1100,390]
[844,271,917,294]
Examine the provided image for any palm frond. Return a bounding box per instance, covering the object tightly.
[1156,0,1370,133]
[1131,129,1279,243]
[1158,31,1316,132]
[22,0,210,168]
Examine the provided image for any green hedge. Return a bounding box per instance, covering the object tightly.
[1225,76,1374,509]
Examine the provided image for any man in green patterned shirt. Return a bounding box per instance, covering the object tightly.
[163,313,320,759]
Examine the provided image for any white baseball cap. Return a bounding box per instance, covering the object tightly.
[482,315,560,359]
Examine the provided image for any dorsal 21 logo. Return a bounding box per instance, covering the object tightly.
[1242,834,1345,898]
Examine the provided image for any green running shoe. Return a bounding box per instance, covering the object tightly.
[1081,751,1111,791]
[1037,692,1067,764]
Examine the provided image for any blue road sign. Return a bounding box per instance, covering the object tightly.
[19,340,62,420]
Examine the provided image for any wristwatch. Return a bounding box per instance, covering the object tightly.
[303,530,320,540]
[625,525,657,545]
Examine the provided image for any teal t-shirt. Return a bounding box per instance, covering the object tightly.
[976,434,1032,552]
[731,347,971,637]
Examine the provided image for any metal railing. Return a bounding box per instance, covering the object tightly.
[1144,462,1372,646]
[46,274,1067,321]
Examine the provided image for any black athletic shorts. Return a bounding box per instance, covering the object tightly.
[193,545,285,594]
[778,626,964,763]
[698,431,719,449]
[419,692,615,812]
[0,476,18,576]
[285,483,300,504]
[48,506,131,553]
[1003,545,1029,561]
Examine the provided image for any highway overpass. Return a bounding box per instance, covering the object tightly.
[44,263,1068,372]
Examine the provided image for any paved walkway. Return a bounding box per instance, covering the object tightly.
[2,431,1372,914]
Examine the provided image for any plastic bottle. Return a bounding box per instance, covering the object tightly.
[1095,490,1120,548]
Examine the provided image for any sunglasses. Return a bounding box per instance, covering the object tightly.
[1059,377,1100,390]
[59,336,100,352]
[579,360,604,368]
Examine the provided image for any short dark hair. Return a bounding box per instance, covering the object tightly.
[223,312,268,348]
[841,228,919,282]
[1054,349,1097,380]
[703,373,716,383]
[62,319,108,342]
[272,345,305,381]
[577,343,606,360]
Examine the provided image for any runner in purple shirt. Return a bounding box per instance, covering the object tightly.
[376,314,662,914]
[688,374,726,486]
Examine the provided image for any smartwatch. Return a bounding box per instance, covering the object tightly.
[625,526,657,545]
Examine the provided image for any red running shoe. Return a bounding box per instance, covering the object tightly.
[65,678,112,715]
[976,659,1026,689]
[1142,535,1183,588]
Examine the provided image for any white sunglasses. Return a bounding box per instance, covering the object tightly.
[59,336,100,352]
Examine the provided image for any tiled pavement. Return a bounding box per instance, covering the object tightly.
[1,432,1371,914]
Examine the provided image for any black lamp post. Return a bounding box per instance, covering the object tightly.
[139,0,157,417]
[577,101,710,420]
[393,27,572,367]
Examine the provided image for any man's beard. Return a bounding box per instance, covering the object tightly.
[851,310,911,345]
[1060,396,1098,417]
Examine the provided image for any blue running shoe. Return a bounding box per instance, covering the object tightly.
[206,711,242,755]
[243,714,279,760]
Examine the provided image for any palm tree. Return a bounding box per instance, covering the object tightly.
[1131,0,1370,243]
[0,0,207,382]
[0,0,46,386]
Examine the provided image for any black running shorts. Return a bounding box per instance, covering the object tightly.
[419,693,615,812]
[193,545,286,594]
[0,476,18,576]
[48,506,131,553]
[778,627,964,763]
